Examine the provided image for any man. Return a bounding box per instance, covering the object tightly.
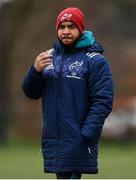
[22,7,114,179]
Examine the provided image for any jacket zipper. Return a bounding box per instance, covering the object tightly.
[56,53,65,170]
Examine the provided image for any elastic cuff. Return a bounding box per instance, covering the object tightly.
[31,65,42,75]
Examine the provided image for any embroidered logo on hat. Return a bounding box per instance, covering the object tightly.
[56,7,85,34]
[61,13,72,22]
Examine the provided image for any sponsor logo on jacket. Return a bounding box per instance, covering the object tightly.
[66,61,84,80]
[45,62,54,70]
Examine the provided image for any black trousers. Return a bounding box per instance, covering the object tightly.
[56,172,82,179]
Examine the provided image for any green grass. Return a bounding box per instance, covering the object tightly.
[0,140,136,179]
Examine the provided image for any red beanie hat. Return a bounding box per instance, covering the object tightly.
[56,7,85,34]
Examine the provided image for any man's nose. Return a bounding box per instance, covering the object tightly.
[63,27,70,34]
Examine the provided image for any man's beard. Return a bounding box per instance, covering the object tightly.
[59,36,80,47]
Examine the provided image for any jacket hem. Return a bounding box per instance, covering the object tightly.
[44,167,98,174]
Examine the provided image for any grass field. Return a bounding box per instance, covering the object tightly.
[0,140,136,179]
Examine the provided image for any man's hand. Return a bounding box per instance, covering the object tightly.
[34,51,52,72]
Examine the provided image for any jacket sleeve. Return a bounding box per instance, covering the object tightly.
[81,55,114,143]
[22,65,44,99]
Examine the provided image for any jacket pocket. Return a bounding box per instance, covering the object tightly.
[88,143,98,159]
[42,139,57,159]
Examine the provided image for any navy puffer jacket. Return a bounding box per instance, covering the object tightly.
[22,32,113,174]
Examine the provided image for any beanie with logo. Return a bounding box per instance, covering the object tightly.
[56,7,85,34]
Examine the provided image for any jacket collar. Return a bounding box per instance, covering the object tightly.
[53,30,104,54]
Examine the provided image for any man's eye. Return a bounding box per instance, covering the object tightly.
[58,24,76,30]
[59,25,65,29]
[69,25,76,29]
